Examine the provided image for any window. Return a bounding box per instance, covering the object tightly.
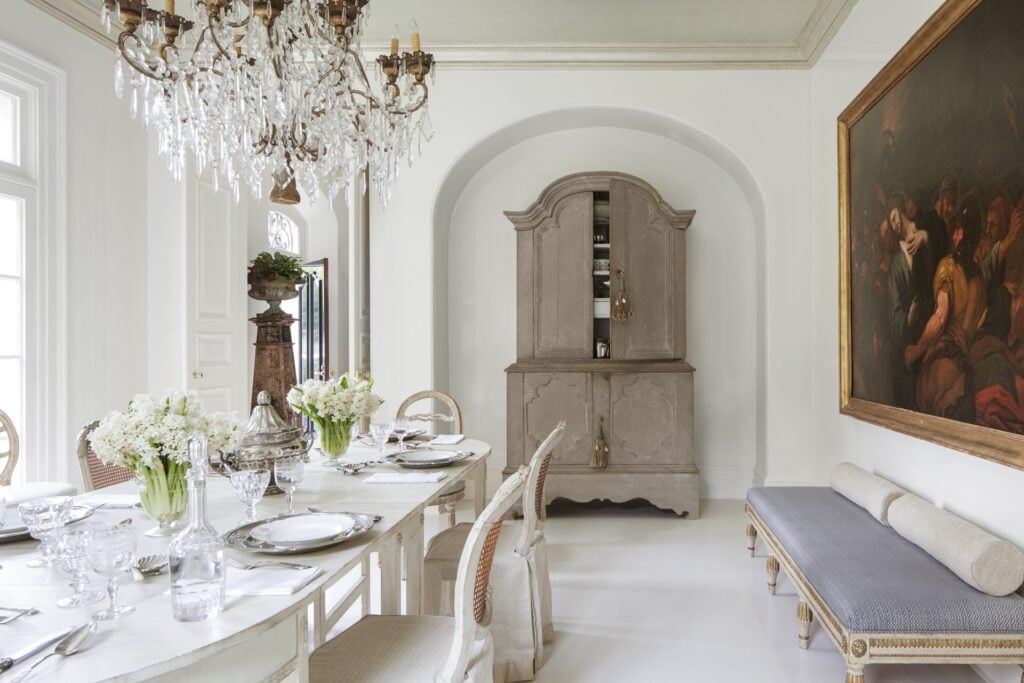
[0,46,66,484]
[268,210,299,254]
[0,90,17,165]
[0,91,23,473]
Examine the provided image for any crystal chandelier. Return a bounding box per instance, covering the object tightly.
[100,0,436,205]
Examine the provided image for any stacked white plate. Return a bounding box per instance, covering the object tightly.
[250,514,357,548]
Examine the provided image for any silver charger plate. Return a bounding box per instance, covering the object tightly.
[393,450,471,470]
[224,511,376,555]
[0,504,97,544]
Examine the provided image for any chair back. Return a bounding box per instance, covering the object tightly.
[516,421,566,553]
[396,390,463,434]
[439,466,527,683]
[0,409,19,486]
[77,421,135,491]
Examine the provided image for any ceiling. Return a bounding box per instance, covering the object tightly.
[32,0,859,67]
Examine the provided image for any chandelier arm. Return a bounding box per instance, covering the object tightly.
[344,48,375,90]
[221,1,255,29]
[206,17,237,63]
[386,81,430,116]
[118,32,170,81]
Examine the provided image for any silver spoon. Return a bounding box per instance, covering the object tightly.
[132,554,168,581]
[10,621,97,682]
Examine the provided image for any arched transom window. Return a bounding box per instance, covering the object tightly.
[268,210,299,254]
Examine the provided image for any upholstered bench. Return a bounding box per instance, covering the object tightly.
[745,486,1024,683]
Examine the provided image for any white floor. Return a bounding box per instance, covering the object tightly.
[491,499,984,683]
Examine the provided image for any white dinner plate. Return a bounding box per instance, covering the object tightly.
[395,449,463,463]
[250,514,356,547]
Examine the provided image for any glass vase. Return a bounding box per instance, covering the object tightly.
[168,435,226,622]
[318,420,352,459]
[137,458,188,537]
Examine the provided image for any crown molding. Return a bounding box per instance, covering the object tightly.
[23,0,858,69]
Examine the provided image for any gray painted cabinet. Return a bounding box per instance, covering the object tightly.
[505,172,699,517]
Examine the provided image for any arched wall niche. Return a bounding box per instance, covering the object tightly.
[429,106,768,493]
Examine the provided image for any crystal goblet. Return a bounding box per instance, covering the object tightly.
[370,422,393,459]
[393,417,411,453]
[86,524,137,620]
[18,496,72,568]
[230,469,271,523]
[274,457,305,516]
[54,523,105,608]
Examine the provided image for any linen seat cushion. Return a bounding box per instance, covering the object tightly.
[0,482,78,506]
[424,521,553,682]
[747,487,1024,634]
[310,615,493,683]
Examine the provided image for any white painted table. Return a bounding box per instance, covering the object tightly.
[0,440,490,682]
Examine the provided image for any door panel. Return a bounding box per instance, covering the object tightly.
[608,372,692,466]
[610,180,683,359]
[533,193,593,358]
[186,175,246,415]
[522,372,591,466]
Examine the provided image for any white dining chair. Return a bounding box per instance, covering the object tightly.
[422,422,566,682]
[397,389,466,528]
[309,466,529,683]
[76,421,134,491]
[0,408,78,504]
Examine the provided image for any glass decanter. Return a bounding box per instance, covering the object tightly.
[168,435,226,622]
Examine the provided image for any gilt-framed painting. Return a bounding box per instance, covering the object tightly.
[839,0,1024,469]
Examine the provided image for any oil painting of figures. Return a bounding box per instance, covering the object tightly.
[842,0,1024,467]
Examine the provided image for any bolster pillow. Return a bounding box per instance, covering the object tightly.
[888,493,1024,597]
[828,462,905,525]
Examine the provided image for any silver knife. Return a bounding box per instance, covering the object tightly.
[0,627,75,672]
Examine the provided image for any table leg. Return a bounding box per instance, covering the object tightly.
[402,512,424,615]
[378,539,402,615]
[473,459,487,517]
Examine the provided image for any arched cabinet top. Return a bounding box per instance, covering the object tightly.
[503,171,695,232]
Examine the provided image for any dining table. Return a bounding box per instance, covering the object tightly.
[0,438,491,682]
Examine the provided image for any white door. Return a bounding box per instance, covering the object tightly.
[184,175,247,415]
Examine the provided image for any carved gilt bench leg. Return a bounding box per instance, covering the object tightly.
[766,555,780,595]
[796,600,812,649]
[745,523,757,557]
[844,668,865,683]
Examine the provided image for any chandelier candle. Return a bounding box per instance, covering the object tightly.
[99,0,436,206]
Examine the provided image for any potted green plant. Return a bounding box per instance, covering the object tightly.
[247,251,305,319]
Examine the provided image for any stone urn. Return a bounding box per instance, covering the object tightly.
[248,278,303,321]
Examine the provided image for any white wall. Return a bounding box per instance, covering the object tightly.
[369,67,814,492]
[447,127,757,497]
[1,1,149,486]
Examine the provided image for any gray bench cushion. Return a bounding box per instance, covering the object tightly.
[747,486,1024,634]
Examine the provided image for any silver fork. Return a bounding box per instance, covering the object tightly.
[0,607,39,625]
[230,559,314,571]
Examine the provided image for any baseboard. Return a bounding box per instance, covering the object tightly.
[702,467,757,500]
[973,663,1022,683]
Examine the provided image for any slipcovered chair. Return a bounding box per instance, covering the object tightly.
[397,390,466,527]
[423,422,566,682]
[76,421,134,491]
[0,408,78,504]
[309,466,529,683]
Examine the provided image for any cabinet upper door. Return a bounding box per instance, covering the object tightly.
[610,178,688,360]
[524,192,594,359]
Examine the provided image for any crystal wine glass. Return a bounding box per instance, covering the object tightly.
[18,496,73,568]
[274,457,305,515]
[86,524,137,620]
[230,469,271,523]
[393,417,411,453]
[54,523,105,608]
[370,421,393,459]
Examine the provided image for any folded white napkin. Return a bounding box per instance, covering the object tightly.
[364,472,447,484]
[428,434,465,445]
[226,566,323,596]
[75,493,141,508]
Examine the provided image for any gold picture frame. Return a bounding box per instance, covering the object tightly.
[839,0,1024,470]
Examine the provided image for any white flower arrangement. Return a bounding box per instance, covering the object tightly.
[89,390,244,474]
[287,375,384,428]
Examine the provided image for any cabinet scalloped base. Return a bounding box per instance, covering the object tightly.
[539,472,700,518]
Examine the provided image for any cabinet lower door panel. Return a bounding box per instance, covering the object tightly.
[608,372,693,467]
[522,372,593,466]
